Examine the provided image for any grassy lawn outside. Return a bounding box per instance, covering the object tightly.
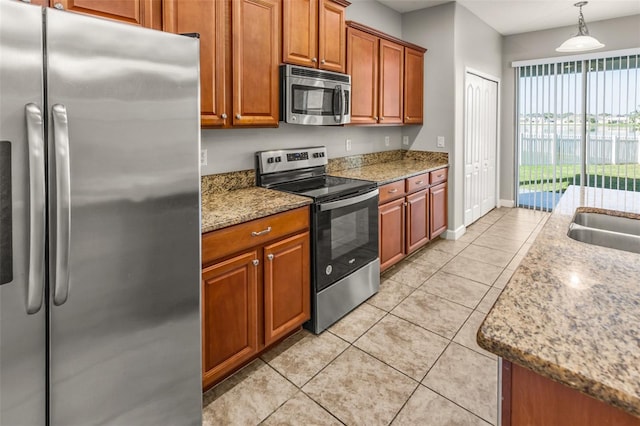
[519,164,640,192]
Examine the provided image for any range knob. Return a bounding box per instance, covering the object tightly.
[313,152,320,158]
[275,156,282,163]
[267,157,274,164]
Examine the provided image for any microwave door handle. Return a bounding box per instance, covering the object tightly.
[319,189,379,212]
[336,85,344,123]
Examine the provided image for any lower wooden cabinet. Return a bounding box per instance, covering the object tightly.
[201,207,310,389]
[379,167,448,272]
[502,360,640,426]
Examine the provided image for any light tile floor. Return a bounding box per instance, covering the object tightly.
[203,207,550,426]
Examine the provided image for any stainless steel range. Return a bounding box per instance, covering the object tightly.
[256,147,380,333]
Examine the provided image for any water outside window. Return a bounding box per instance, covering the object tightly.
[516,54,640,211]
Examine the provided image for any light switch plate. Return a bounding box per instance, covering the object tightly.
[346,139,352,151]
[437,136,445,148]
[200,149,208,166]
[403,136,409,146]
[384,136,390,146]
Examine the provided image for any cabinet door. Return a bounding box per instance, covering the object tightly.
[379,39,403,124]
[404,47,424,124]
[318,0,346,73]
[282,0,318,68]
[430,182,447,239]
[164,0,228,127]
[347,27,378,124]
[406,189,429,254]
[201,251,259,389]
[51,0,162,29]
[379,198,405,272]
[263,232,310,346]
[232,0,281,127]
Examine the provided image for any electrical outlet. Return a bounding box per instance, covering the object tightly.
[384,136,390,147]
[437,136,445,148]
[346,139,352,151]
[200,149,208,166]
[403,136,409,146]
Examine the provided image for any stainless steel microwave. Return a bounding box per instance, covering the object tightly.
[280,64,351,125]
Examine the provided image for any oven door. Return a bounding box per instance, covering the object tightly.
[286,77,350,125]
[314,189,379,292]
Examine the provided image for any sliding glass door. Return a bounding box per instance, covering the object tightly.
[516,54,640,211]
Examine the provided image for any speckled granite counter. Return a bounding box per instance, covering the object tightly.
[478,186,640,418]
[201,187,311,234]
[329,151,448,184]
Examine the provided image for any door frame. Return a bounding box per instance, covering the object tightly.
[463,67,502,227]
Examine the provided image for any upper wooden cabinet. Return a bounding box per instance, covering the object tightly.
[404,47,424,124]
[346,21,426,126]
[283,0,349,73]
[49,0,162,29]
[165,0,281,128]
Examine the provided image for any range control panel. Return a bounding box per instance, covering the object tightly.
[257,146,327,175]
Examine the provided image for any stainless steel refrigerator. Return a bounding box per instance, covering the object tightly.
[0,1,202,424]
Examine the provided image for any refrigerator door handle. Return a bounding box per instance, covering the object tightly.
[51,104,71,306]
[25,103,46,314]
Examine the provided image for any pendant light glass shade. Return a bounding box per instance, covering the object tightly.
[556,2,604,52]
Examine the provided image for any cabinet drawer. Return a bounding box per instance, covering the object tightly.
[406,172,429,193]
[430,168,448,185]
[202,207,310,265]
[378,180,406,204]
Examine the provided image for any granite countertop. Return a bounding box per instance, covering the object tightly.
[201,187,312,234]
[477,186,640,418]
[330,158,449,185]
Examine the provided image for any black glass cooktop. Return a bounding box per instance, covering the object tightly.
[273,175,376,202]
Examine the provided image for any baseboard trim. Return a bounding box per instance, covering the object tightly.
[443,225,466,240]
[499,199,515,208]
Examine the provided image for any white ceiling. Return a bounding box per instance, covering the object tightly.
[376,0,640,35]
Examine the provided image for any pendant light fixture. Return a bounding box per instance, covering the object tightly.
[556,1,605,52]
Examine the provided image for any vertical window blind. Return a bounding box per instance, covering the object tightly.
[516,53,640,211]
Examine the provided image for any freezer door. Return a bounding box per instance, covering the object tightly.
[0,2,47,426]
[45,9,202,426]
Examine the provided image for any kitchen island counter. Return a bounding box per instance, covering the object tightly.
[478,185,640,419]
[201,186,312,233]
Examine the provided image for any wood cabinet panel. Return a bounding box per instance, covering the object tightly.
[378,180,406,204]
[318,0,346,72]
[164,0,227,127]
[202,206,309,266]
[430,182,447,239]
[347,27,378,124]
[504,361,640,426]
[263,232,310,346]
[379,198,405,272]
[404,47,424,124]
[202,251,259,388]
[282,0,318,67]
[406,189,429,254]
[405,172,429,194]
[233,0,281,127]
[51,0,162,29]
[430,167,447,185]
[379,39,403,124]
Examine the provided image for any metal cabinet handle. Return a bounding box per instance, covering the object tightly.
[252,259,259,266]
[388,188,398,193]
[267,254,274,261]
[406,116,410,120]
[251,226,271,237]
[54,2,64,9]
[51,104,71,306]
[380,117,384,120]
[321,59,326,64]
[312,57,318,63]
[374,116,379,121]
[236,114,241,119]
[416,180,424,185]
[221,113,227,119]
[25,104,46,314]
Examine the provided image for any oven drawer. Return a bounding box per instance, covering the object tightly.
[406,172,429,194]
[430,168,448,185]
[202,206,309,265]
[378,180,406,204]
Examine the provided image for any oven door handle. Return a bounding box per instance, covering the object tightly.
[319,189,379,212]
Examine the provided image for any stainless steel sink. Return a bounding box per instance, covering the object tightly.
[568,212,640,254]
